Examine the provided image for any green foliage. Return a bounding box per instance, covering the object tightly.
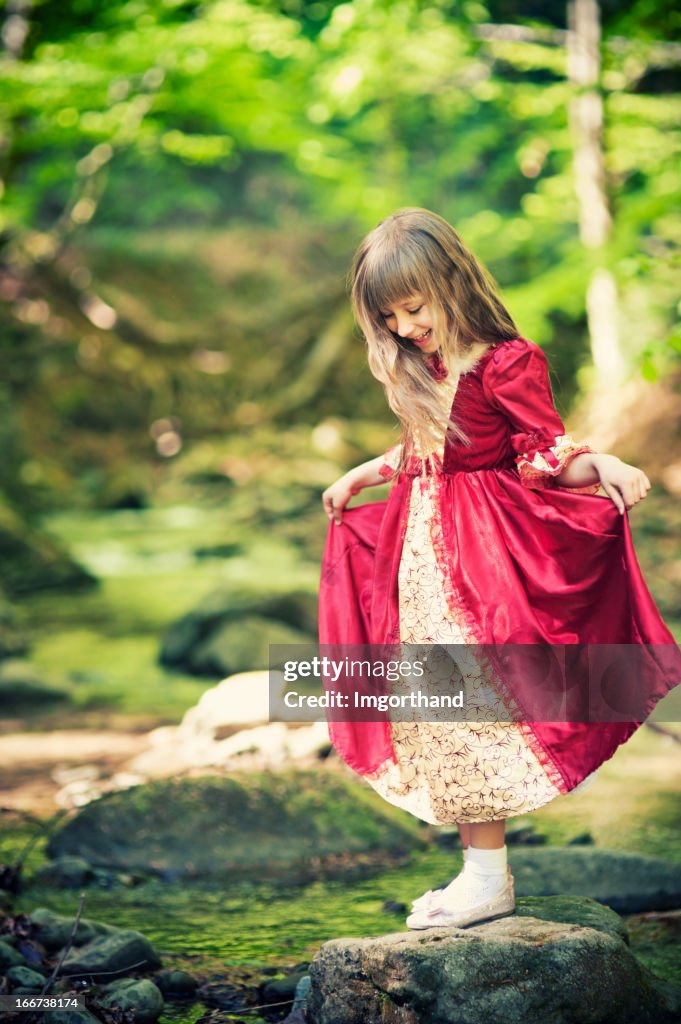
[0,0,680,521]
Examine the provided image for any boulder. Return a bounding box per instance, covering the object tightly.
[182,615,311,676]
[0,939,27,969]
[59,930,161,978]
[46,771,423,882]
[509,847,681,913]
[0,501,96,597]
[6,965,46,990]
[159,587,318,675]
[307,897,681,1024]
[30,907,119,951]
[43,1010,102,1024]
[99,977,164,1022]
[0,659,69,710]
[154,969,198,998]
[33,856,95,888]
[0,597,29,660]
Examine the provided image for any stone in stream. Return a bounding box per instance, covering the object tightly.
[508,847,681,913]
[33,855,95,888]
[0,502,96,599]
[59,930,161,978]
[154,968,198,998]
[159,587,318,676]
[5,964,47,990]
[30,907,119,951]
[0,939,27,969]
[43,1010,102,1024]
[98,977,164,1022]
[46,771,423,882]
[306,896,681,1024]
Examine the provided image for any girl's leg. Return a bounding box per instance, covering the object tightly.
[468,819,505,849]
[457,822,472,849]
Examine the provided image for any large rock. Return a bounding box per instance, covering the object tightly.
[43,1011,101,1024]
[0,939,27,969]
[99,977,164,1022]
[125,669,331,775]
[508,847,681,913]
[30,907,119,951]
[0,596,29,659]
[0,501,96,597]
[0,659,69,711]
[159,588,317,675]
[46,771,423,881]
[59,930,161,978]
[307,897,681,1024]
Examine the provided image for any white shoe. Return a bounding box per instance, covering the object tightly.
[407,872,515,930]
[410,865,512,913]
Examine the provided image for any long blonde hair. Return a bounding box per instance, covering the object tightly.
[349,208,519,469]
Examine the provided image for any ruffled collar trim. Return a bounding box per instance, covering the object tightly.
[424,352,448,381]
[425,342,497,382]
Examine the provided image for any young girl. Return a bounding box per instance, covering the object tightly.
[318,207,681,930]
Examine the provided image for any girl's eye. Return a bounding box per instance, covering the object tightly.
[380,306,422,319]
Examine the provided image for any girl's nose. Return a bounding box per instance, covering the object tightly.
[395,314,413,337]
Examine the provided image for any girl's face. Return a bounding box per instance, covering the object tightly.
[378,293,439,354]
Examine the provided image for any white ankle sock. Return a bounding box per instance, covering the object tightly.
[465,844,507,876]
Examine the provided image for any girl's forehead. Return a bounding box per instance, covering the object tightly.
[379,293,424,312]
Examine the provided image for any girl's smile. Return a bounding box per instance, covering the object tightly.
[379,296,439,354]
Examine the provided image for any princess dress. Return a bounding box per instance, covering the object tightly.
[317,336,681,823]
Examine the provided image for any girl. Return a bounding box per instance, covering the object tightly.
[318,207,681,930]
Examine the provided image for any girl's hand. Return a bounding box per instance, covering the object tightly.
[321,455,389,524]
[592,454,651,515]
[322,474,360,525]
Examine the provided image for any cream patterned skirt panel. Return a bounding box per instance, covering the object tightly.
[364,474,565,824]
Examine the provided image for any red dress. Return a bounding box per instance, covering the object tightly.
[318,337,681,823]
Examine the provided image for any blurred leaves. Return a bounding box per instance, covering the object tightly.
[0,0,680,518]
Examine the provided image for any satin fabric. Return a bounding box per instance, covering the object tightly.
[317,338,681,789]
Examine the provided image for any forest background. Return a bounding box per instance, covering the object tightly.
[1,0,681,775]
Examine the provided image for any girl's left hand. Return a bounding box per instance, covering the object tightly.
[592,454,651,515]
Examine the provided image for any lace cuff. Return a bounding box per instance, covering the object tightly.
[378,444,403,482]
[515,434,601,494]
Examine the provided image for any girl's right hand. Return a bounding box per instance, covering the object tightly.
[322,474,360,525]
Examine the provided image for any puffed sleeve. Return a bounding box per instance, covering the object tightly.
[482,339,600,493]
[378,443,404,482]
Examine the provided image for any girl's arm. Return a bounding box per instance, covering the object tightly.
[555,452,651,514]
[322,455,390,525]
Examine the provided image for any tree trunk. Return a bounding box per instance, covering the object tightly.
[567,0,625,385]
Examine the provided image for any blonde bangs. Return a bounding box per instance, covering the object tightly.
[351,239,428,336]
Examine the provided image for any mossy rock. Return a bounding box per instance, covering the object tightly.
[0,595,29,659]
[43,1009,103,1024]
[6,965,46,990]
[0,502,96,597]
[509,847,681,914]
[60,930,161,978]
[188,615,312,675]
[99,978,164,1022]
[515,894,629,944]
[46,771,423,881]
[0,659,69,710]
[0,939,27,969]
[308,899,681,1024]
[159,587,318,674]
[30,907,120,951]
